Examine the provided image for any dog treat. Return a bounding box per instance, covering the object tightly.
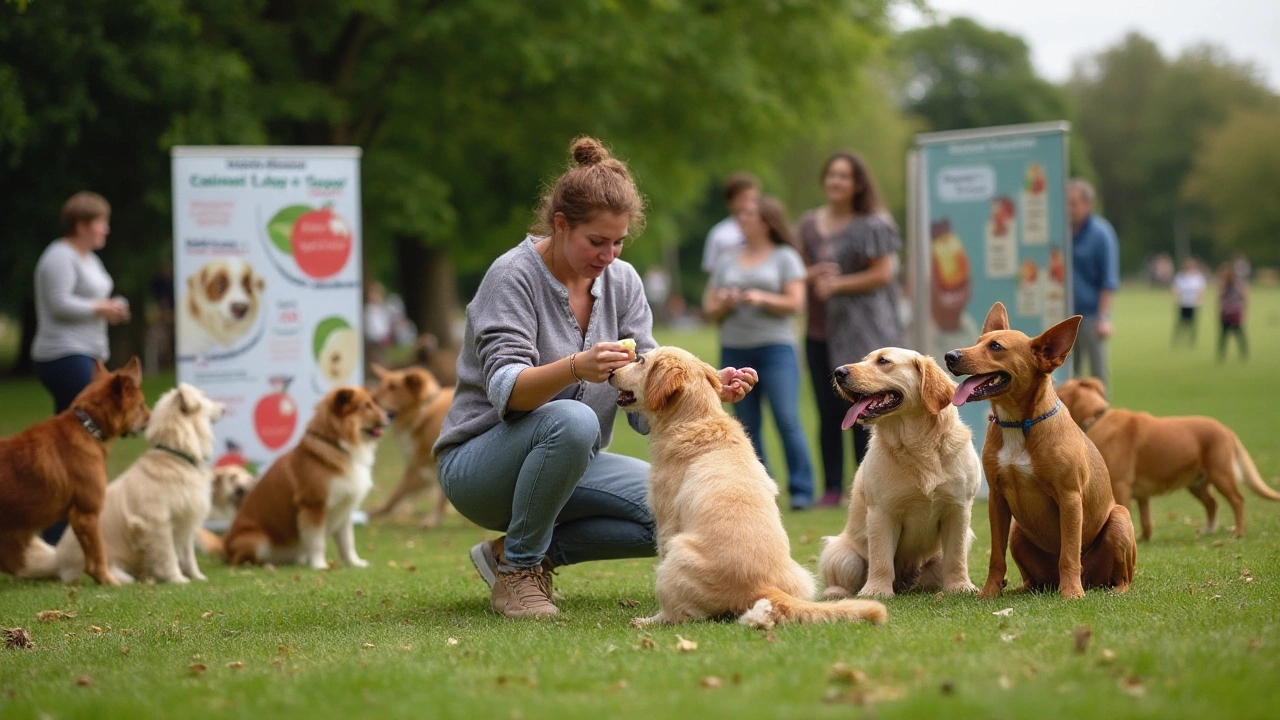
[619,338,636,358]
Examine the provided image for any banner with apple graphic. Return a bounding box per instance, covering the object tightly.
[171,146,363,479]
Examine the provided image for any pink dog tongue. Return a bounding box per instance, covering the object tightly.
[842,397,877,430]
[952,375,988,407]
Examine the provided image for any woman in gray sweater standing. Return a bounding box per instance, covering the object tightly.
[434,138,757,619]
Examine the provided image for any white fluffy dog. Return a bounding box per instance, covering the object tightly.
[54,383,224,583]
[818,348,981,598]
[177,258,265,355]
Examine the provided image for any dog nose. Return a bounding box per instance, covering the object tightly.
[833,366,850,380]
[230,302,249,319]
[944,350,962,371]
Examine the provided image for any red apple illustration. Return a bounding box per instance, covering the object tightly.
[215,439,248,468]
[254,376,298,450]
[290,207,352,279]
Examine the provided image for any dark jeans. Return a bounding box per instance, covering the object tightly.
[721,343,815,507]
[805,337,870,496]
[32,354,99,544]
[1219,320,1248,360]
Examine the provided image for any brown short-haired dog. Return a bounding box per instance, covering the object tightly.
[0,358,150,585]
[1057,377,1279,540]
[368,365,455,529]
[945,303,1136,599]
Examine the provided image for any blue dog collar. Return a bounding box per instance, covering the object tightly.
[990,400,1062,437]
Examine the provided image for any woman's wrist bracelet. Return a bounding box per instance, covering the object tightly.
[570,352,584,383]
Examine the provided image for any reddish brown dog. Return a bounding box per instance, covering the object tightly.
[0,358,151,585]
[945,303,1136,599]
[1057,377,1280,540]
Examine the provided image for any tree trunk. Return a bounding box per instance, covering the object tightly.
[395,236,458,348]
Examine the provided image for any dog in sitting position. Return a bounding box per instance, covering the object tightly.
[0,358,150,585]
[1057,377,1280,540]
[946,303,1136,599]
[223,387,387,568]
[52,383,223,583]
[819,348,981,598]
[368,364,455,528]
[196,465,258,557]
[610,346,887,629]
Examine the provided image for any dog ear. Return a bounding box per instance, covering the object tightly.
[370,364,388,379]
[916,355,954,415]
[120,356,142,382]
[176,384,194,415]
[253,272,265,293]
[982,302,1010,334]
[1080,376,1107,397]
[404,371,424,394]
[1031,315,1082,372]
[92,359,109,380]
[644,357,685,413]
[332,387,357,415]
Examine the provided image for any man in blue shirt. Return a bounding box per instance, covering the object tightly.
[1068,178,1120,390]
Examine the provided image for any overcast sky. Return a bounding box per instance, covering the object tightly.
[897,0,1280,90]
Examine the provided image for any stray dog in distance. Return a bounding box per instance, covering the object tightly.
[53,384,223,583]
[1058,377,1280,540]
[610,346,887,629]
[819,348,981,598]
[178,258,266,355]
[368,365,455,528]
[223,387,387,568]
[197,465,257,556]
[0,358,150,585]
[946,303,1136,599]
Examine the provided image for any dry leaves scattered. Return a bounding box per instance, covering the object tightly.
[992,607,1014,617]
[700,676,723,689]
[1099,649,1116,665]
[76,676,92,687]
[446,637,459,646]
[227,661,245,670]
[187,663,208,676]
[675,635,698,653]
[637,637,656,650]
[618,598,639,608]
[4,628,33,649]
[1074,625,1093,653]
[1119,675,1146,697]
[35,610,75,623]
[828,663,867,685]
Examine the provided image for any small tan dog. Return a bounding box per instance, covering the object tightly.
[1057,377,1279,540]
[610,346,887,629]
[52,384,223,583]
[224,387,388,568]
[196,465,258,556]
[946,303,1136,599]
[819,348,981,598]
[368,364,455,528]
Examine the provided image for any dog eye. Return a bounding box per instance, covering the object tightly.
[988,341,1003,351]
[636,356,646,365]
[876,356,890,365]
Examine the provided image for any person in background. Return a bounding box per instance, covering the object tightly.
[1171,257,1205,348]
[703,195,814,510]
[701,172,760,274]
[1218,265,1248,362]
[32,190,131,543]
[144,257,175,373]
[363,280,394,371]
[798,152,904,507]
[1067,178,1120,390]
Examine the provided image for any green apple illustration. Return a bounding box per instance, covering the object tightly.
[313,316,359,384]
[267,204,313,255]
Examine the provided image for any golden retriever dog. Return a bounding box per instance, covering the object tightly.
[196,465,258,557]
[178,258,266,355]
[819,348,981,598]
[224,387,388,568]
[1058,377,1280,540]
[52,384,223,583]
[368,365,455,528]
[0,358,150,585]
[610,346,887,629]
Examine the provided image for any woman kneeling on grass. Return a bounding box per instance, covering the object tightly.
[433,137,758,619]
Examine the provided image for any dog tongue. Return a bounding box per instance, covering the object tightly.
[842,396,878,430]
[952,376,988,407]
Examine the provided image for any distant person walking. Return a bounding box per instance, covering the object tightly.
[798,152,904,507]
[703,195,814,509]
[1218,265,1248,361]
[1067,178,1119,390]
[1171,257,1205,348]
[701,173,760,274]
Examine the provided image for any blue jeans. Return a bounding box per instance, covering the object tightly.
[33,354,100,544]
[437,400,656,569]
[721,344,815,507]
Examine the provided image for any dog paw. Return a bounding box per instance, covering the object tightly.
[1060,585,1085,600]
[858,585,895,599]
[823,585,851,600]
[945,581,978,593]
[190,572,209,582]
[976,585,1002,600]
[347,557,370,569]
[630,616,658,629]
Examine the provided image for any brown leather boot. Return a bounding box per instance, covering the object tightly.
[491,563,559,619]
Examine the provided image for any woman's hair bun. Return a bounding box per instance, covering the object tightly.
[571,136,610,167]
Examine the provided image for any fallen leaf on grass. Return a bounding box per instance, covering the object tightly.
[277,645,292,655]
[355,590,365,597]
[227,661,244,670]
[1074,626,1093,653]
[1099,649,1116,665]
[446,637,459,646]
[992,607,1014,617]
[201,612,214,619]
[700,676,723,689]
[187,663,208,676]
[1212,540,1225,548]
[998,675,1013,690]
[4,628,33,649]
[829,663,867,685]
[1000,633,1018,643]
[35,610,75,623]
[619,598,639,608]
[610,679,629,692]
[404,564,417,572]
[940,679,955,694]
[76,676,92,687]
[637,637,656,650]
[120,647,129,655]
[953,633,966,644]
[361,643,375,649]
[797,533,813,545]
[675,635,698,653]
[1209,594,1222,601]
[1120,675,1146,697]
[1248,639,1262,651]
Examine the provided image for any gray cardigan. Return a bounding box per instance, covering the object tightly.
[434,238,656,456]
[32,239,113,362]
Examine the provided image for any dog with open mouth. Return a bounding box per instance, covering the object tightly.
[223,387,388,568]
[611,346,887,629]
[945,302,1136,599]
[818,348,981,598]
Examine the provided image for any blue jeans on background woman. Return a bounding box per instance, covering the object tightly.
[721,343,815,509]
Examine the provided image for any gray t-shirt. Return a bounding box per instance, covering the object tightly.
[32,239,113,362]
[434,237,656,456]
[710,245,806,349]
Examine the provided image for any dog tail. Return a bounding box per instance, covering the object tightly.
[1235,435,1280,501]
[16,537,59,579]
[197,527,226,559]
[738,588,887,630]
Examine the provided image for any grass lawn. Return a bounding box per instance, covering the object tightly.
[1,286,1278,719]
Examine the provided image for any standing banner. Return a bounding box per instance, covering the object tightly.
[909,123,1071,487]
[171,146,363,474]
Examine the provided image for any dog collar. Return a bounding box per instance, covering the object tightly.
[153,444,202,467]
[1080,407,1109,433]
[74,409,106,442]
[991,401,1062,437]
[306,430,350,456]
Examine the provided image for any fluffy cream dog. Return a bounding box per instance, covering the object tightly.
[178,258,266,355]
[54,383,224,583]
[196,465,257,556]
[819,348,981,598]
[610,346,887,629]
